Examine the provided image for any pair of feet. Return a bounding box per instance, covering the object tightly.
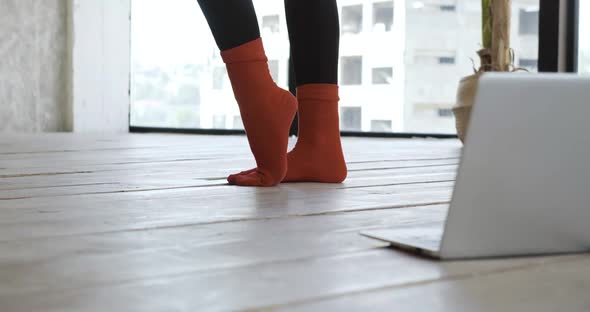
[226,86,347,187]
[221,38,346,187]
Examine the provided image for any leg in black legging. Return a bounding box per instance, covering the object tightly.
[196,0,298,186]
[282,0,347,183]
[196,0,260,51]
[284,0,340,86]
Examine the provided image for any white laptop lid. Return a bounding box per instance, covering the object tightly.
[440,73,590,259]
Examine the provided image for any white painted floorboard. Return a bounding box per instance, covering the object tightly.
[0,134,587,312]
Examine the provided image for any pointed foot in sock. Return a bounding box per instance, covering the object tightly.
[227,169,283,187]
[227,89,297,187]
[220,38,298,187]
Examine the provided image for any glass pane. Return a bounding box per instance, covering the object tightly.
[341,56,363,85]
[372,67,393,84]
[518,8,539,35]
[131,0,540,134]
[130,0,288,129]
[337,0,539,134]
[580,1,590,74]
[342,5,364,34]
[341,107,363,131]
[374,2,394,31]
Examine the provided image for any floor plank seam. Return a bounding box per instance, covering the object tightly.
[283,202,450,218]
[105,157,222,166]
[0,182,117,191]
[0,171,95,179]
[339,179,456,190]
[0,183,229,200]
[348,163,459,172]
[0,147,166,156]
[0,162,456,180]
[247,255,589,312]
[347,157,460,164]
[1,246,392,298]
[0,202,450,243]
[0,177,455,200]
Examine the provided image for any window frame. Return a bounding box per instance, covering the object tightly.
[538,0,579,72]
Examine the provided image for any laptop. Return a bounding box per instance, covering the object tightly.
[361,73,590,260]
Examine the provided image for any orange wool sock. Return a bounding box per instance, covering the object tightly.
[283,84,347,183]
[230,84,347,183]
[222,38,297,187]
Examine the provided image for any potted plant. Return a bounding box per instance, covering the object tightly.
[453,0,512,142]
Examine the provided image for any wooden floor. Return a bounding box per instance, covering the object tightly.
[1,134,588,312]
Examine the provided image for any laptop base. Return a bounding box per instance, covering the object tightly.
[362,224,444,259]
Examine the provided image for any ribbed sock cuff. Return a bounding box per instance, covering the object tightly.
[296,84,339,101]
[221,38,267,64]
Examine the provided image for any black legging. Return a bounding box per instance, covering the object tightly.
[196,0,340,86]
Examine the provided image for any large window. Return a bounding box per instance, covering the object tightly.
[131,0,541,134]
[580,1,590,74]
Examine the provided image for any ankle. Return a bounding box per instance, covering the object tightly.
[294,131,340,148]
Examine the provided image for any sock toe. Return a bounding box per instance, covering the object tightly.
[233,170,280,187]
[227,168,257,184]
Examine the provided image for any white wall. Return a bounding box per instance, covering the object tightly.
[0,0,131,133]
[0,0,68,132]
[69,0,131,133]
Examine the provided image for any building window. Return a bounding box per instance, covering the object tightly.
[438,56,456,65]
[519,58,538,70]
[438,108,454,118]
[262,15,280,33]
[519,8,539,35]
[341,56,363,85]
[212,115,226,128]
[371,120,392,132]
[412,1,456,11]
[212,67,226,90]
[268,60,279,83]
[414,50,457,65]
[439,5,456,12]
[341,107,362,131]
[414,103,454,118]
[372,67,393,84]
[342,5,363,34]
[373,1,394,32]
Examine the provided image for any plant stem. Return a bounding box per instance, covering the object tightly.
[491,0,511,71]
[482,0,492,49]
